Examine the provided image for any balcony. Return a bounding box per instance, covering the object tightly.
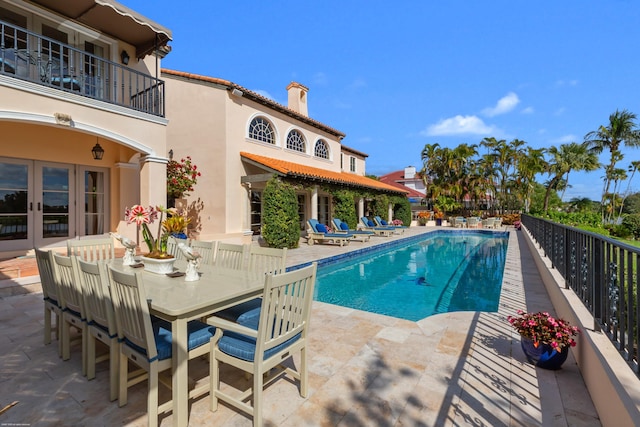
[0,20,164,117]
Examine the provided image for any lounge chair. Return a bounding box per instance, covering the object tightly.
[306,219,353,246]
[373,216,406,234]
[359,217,394,237]
[332,218,373,242]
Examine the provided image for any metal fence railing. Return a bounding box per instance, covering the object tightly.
[522,214,639,378]
[0,20,164,117]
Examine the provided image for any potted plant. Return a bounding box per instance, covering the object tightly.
[162,208,191,239]
[417,211,431,226]
[433,209,444,226]
[433,195,459,226]
[508,310,580,370]
[167,155,201,206]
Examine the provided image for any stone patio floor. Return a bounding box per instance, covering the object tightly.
[0,227,601,426]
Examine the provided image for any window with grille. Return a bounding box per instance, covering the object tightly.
[286,130,306,152]
[350,156,356,172]
[314,140,329,159]
[248,117,275,144]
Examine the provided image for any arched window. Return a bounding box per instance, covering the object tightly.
[248,117,275,144]
[286,129,306,152]
[314,139,329,159]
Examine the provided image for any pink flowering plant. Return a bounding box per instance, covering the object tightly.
[125,205,173,258]
[508,310,580,350]
[392,219,403,226]
[167,156,201,198]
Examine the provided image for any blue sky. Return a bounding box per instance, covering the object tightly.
[124,0,640,202]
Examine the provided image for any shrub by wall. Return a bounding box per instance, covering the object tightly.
[262,177,300,248]
[392,196,412,226]
[332,189,358,229]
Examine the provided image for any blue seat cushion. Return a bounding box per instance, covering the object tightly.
[316,223,328,233]
[214,298,262,327]
[124,317,215,361]
[340,222,349,231]
[218,330,301,362]
[367,220,375,227]
[380,219,389,225]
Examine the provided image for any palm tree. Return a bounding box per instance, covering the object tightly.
[516,147,547,213]
[618,160,640,220]
[585,109,640,219]
[543,142,598,213]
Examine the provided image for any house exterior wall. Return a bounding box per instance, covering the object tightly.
[0,1,170,256]
[163,74,348,241]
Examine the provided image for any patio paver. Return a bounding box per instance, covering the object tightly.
[0,226,601,426]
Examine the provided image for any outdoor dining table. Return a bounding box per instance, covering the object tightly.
[109,258,265,427]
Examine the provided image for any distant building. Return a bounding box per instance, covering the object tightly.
[380,166,426,203]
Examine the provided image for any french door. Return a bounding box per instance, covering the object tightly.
[0,158,109,251]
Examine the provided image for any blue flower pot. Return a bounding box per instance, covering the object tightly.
[520,336,569,370]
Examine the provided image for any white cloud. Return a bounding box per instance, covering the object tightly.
[521,106,534,114]
[552,134,578,143]
[421,115,496,136]
[556,79,578,87]
[482,92,520,117]
[554,107,566,116]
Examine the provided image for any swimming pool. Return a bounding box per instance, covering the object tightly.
[314,230,509,321]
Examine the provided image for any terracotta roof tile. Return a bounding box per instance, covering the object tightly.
[240,152,406,194]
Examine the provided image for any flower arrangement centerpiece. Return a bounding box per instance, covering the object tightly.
[125,204,173,259]
[508,310,580,369]
[167,156,201,199]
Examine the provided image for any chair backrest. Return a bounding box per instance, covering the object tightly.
[77,259,116,336]
[307,219,320,233]
[53,253,85,317]
[167,235,189,260]
[467,217,479,227]
[190,240,217,265]
[332,218,343,230]
[67,237,115,262]
[361,217,375,228]
[248,246,287,277]
[35,247,60,304]
[108,267,157,360]
[255,263,317,360]
[214,243,248,270]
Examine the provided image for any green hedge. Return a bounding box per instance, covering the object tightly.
[262,177,300,248]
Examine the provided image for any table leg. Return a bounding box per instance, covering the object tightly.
[172,317,189,427]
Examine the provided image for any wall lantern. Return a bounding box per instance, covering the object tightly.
[92,143,105,160]
[120,50,130,65]
[168,149,174,160]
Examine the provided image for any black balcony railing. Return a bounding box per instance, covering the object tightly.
[522,214,639,378]
[0,20,164,117]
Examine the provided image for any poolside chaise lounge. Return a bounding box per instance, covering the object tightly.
[359,217,394,237]
[373,216,406,234]
[332,218,374,242]
[307,219,353,246]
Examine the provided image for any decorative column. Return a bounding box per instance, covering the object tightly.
[311,185,319,220]
[358,197,365,220]
[388,203,393,222]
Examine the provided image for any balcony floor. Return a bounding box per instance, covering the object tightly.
[0,227,601,426]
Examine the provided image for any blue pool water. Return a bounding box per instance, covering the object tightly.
[314,230,509,321]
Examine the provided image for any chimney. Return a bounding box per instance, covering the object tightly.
[286,82,309,117]
[404,166,416,179]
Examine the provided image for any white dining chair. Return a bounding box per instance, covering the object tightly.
[107,267,215,427]
[35,248,62,351]
[53,252,87,376]
[207,263,317,426]
[77,258,118,401]
[167,235,189,260]
[214,242,248,269]
[189,240,217,265]
[67,237,115,261]
[247,246,287,277]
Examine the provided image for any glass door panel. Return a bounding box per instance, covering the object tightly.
[0,160,30,244]
[41,166,70,238]
[250,190,262,235]
[80,167,108,235]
